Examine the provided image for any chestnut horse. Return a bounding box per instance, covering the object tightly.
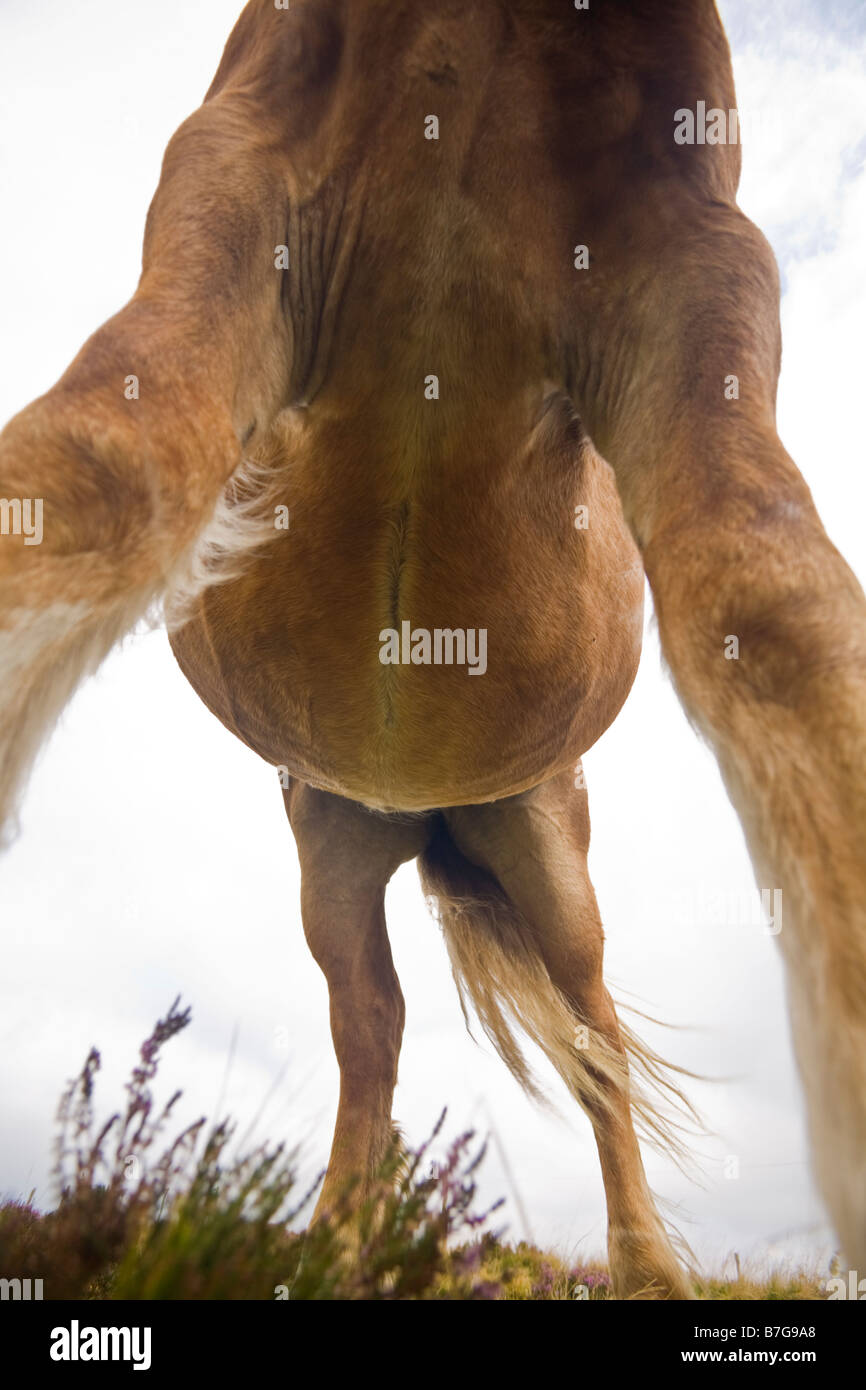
[1,1,865,1298]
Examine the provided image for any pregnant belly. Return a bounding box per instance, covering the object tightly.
[168,492,644,809]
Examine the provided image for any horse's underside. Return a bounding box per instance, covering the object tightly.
[2,0,866,1299]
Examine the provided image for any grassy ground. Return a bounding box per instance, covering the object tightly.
[0,1003,835,1301]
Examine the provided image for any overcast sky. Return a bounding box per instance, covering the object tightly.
[0,0,864,1278]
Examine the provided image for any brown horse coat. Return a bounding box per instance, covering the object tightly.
[1,1,865,1296]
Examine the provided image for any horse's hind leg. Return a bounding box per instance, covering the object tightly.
[283,780,432,1218]
[423,766,693,1300]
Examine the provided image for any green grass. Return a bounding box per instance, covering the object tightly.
[0,1002,836,1300]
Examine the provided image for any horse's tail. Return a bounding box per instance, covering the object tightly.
[417,817,700,1170]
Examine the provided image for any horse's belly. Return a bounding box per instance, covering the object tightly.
[169,437,644,810]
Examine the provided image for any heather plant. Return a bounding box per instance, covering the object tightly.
[0,1005,839,1300]
[0,1001,506,1300]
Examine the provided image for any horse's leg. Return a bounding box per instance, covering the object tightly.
[421,767,692,1300]
[283,780,432,1217]
[0,79,300,843]
[567,181,866,1262]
